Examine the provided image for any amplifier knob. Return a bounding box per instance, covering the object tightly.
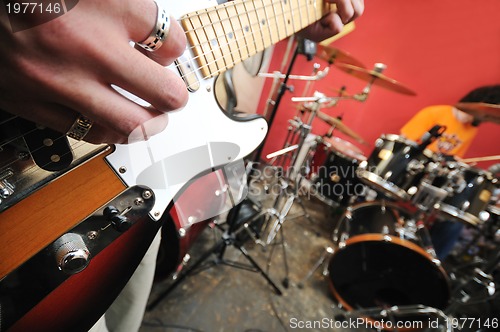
[53,233,90,274]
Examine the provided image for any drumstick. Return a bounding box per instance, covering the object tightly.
[266,145,299,159]
[461,155,500,163]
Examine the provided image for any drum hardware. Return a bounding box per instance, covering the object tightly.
[146,197,284,311]
[258,66,330,81]
[444,249,500,316]
[296,246,334,288]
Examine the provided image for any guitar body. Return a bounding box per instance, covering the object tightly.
[0,0,333,329]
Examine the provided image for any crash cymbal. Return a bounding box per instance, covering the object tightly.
[315,111,368,145]
[316,45,366,68]
[455,102,500,124]
[334,63,417,96]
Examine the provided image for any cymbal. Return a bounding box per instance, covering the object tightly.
[455,102,500,124]
[315,111,368,145]
[316,45,366,68]
[334,63,417,96]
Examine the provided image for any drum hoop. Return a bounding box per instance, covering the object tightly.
[329,233,451,322]
[438,203,481,226]
[380,134,419,147]
[357,169,411,200]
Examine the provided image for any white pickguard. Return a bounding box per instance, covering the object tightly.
[106,0,268,220]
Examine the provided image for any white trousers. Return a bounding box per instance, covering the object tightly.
[88,230,161,332]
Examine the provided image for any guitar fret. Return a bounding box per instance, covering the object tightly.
[296,0,303,30]
[288,0,297,34]
[235,1,257,57]
[199,10,225,74]
[209,6,236,69]
[225,3,250,63]
[243,1,264,53]
[259,0,277,46]
[181,15,208,76]
[269,1,282,40]
[222,3,244,66]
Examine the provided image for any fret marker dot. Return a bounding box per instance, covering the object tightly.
[211,38,218,47]
[245,25,249,32]
[228,32,234,39]
[261,19,266,26]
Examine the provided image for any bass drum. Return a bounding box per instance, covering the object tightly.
[329,201,450,322]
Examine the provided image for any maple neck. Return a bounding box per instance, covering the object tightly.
[180,0,332,78]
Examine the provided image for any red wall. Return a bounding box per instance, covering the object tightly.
[257,0,500,170]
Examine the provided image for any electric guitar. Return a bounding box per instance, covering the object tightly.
[0,0,334,330]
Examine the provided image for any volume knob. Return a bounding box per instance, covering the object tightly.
[53,233,90,274]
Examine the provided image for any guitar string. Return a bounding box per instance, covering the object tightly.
[179,1,321,74]
[0,1,325,183]
[174,0,322,86]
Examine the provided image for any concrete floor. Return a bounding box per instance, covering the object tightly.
[140,180,500,332]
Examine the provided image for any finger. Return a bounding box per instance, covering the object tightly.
[127,0,186,66]
[320,12,345,36]
[332,0,364,24]
[103,41,189,113]
[63,81,170,142]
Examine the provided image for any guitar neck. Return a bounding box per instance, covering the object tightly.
[181,0,332,78]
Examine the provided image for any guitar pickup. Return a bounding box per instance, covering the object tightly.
[175,54,200,92]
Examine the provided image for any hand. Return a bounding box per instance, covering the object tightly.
[0,0,187,144]
[299,0,365,42]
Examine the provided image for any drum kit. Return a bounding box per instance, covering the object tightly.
[262,45,500,327]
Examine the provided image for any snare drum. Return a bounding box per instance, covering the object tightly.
[312,137,367,206]
[437,163,497,226]
[358,134,435,201]
[329,202,450,317]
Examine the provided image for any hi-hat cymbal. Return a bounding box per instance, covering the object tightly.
[334,63,417,96]
[315,111,368,145]
[455,102,500,124]
[316,45,366,68]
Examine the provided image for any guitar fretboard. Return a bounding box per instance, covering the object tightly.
[181,0,331,78]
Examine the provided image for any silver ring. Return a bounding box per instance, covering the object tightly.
[137,1,171,51]
[66,114,93,141]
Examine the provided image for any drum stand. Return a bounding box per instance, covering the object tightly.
[146,207,283,311]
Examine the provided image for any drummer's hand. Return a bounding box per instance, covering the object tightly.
[299,0,364,42]
[0,0,187,144]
